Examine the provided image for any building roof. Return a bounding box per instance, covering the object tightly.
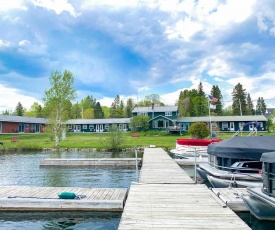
[132,106,178,113]
[266,108,275,115]
[0,115,47,124]
[177,115,267,123]
[67,118,131,125]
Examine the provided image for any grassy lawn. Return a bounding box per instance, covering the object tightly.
[0,131,273,151]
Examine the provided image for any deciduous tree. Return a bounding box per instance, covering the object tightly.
[43,70,76,146]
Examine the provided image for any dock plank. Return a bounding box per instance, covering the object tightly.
[0,186,127,211]
[118,148,250,230]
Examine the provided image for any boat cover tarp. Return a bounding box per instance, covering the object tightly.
[261,151,275,163]
[207,136,275,160]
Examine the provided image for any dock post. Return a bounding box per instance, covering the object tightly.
[135,148,139,182]
[194,148,197,184]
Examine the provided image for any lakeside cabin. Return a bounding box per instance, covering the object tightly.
[66,118,131,133]
[0,108,270,134]
[0,115,46,133]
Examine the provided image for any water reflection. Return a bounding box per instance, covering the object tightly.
[0,150,138,229]
[0,151,141,188]
[0,212,121,230]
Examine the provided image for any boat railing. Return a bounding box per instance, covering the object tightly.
[208,162,262,179]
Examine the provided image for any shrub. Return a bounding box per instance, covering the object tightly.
[188,122,210,139]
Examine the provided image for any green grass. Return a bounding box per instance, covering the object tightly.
[0,131,273,151]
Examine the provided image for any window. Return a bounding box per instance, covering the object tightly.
[105,124,109,130]
[89,125,94,129]
[211,122,217,128]
[82,125,87,129]
[68,125,72,129]
[239,122,245,130]
[222,122,228,129]
[137,112,148,116]
[25,124,29,129]
[165,111,172,116]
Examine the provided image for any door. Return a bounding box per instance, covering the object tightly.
[74,125,81,132]
[96,124,104,132]
[18,123,24,133]
[230,122,235,131]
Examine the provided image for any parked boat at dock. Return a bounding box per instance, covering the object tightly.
[197,135,275,188]
[242,151,275,221]
[170,138,221,158]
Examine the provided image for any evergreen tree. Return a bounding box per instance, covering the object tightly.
[2,110,10,115]
[94,102,104,118]
[125,98,134,118]
[231,83,247,115]
[256,97,267,114]
[15,102,24,116]
[246,93,254,115]
[210,85,223,115]
[193,82,207,116]
[110,95,121,118]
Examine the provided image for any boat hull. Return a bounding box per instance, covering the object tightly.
[242,187,275,221]
[197,167,209,181]
[207,175,262,188]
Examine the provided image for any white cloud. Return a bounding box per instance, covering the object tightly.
[0,84,42,113]
[166,17,203,41]
[31,0,79,17]
[0,39,11,48]
[0,0,27,11]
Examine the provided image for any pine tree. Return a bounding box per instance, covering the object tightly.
[231,83,247,115]
[194,82,207,116]
[210,85,223,115]
[125,98,134,118]
[110,95,121,118]
[246,93,254,115]
[256,97,267,114]
[94,102,104,118]
[15,102,24,116]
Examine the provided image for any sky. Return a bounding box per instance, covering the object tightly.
[1,0,275,113]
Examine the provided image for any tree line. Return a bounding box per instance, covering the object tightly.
[177,82,268,117]
[2,76,269,119]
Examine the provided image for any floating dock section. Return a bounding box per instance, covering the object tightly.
[0,186,127,211]
[40,158,142,167]
[211,187,249,212]
[118,148,250,229]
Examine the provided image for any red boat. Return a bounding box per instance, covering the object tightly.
[176,138,222,147]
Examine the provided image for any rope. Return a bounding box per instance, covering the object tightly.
[7,195,87,200]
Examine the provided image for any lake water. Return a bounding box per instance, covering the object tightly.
[0,150,142,230]
[0,151,272,230]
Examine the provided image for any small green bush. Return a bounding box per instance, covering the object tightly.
[188,122,210,139]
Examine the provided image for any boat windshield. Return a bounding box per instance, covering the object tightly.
[231,162,243,167]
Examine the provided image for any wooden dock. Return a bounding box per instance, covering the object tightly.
[118,148,250,229]
[40,158,142,167]
[139,148,193,184]
[211,187,249,212]
[0,186,127,211]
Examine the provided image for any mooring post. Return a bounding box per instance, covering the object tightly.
[194,148,197,184]
[135,148,139,182]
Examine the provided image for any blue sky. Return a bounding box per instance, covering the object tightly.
[1,0,275,113]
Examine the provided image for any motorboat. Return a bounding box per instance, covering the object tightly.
[242,151,275,221]
[197,135,275,188]
[170,138,221,158]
